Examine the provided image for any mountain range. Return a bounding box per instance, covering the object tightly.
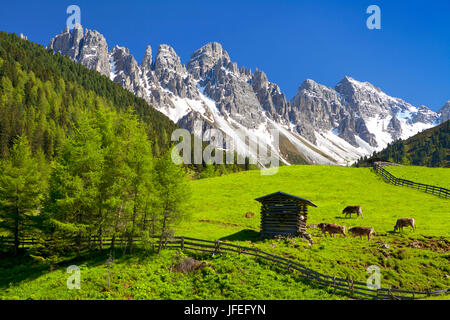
[47,24,449,165]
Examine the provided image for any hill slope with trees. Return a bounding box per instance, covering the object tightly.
[356,120,449,167]
[0,31,178,159]
[0,31,252,177]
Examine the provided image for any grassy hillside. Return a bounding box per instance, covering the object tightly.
[1,165,448,299]
[177,165,449,238]
[0,249,344,300]
[175,165,449,293]
[384,166,450,189]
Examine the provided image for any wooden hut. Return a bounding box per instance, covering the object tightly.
[255,191,317,239]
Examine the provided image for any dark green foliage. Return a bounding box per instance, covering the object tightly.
[0,136,46,254]
[153,152,191,253]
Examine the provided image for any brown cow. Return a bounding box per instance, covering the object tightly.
[317,223,347,238]
[348,226,373,241]
[342,206,363,219]
[394,218,416,232]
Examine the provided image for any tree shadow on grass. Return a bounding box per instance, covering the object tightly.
[0,247,158,290]
[0,252,50,290]
[220,229,260,242]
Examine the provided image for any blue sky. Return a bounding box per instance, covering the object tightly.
[1,0,449,111]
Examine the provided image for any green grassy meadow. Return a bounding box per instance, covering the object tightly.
[177,166,448,239]
[0,249,344,300]
[384,166,450,189]
[1,165,449,300]
[175,165,449,294]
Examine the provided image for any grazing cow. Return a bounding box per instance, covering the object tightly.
[317,223,347,238]
[394,218,416,232]
[342,206,363,219]
[348,226,374,241]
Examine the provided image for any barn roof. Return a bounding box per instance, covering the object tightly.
[254,191,318,207]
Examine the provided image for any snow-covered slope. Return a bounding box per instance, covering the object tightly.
[48,26,444,166]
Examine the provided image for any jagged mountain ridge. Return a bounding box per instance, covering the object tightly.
[48,25,446,165]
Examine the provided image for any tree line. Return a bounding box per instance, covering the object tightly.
[0,106,190,261]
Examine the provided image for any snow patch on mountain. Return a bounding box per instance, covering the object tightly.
[47,25,446,166]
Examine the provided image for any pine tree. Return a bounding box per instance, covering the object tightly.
[0,136,44,255]
[153,151,191,253]
[200,162,216,179]
[45,112,104,256]
[102,109,154,253]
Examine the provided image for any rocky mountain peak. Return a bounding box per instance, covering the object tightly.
[299,78,326,92]
[48,24,110,76]
[151,44,199,99]
[48,24,84,61]
[48,26,443,166]
[336,76,387,99]
[335,76,358,94]
[252,68,269,90]
[141,45,153,70]
[289,78,347,143]
[109,45,142,94]
[296,79,342,102]
[111,45,129,55]
[154,44,186,77]
[187,42,231,79]
[251,68,289,122]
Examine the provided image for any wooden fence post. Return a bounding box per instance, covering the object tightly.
[348,278,354,297]
[333,276,336,292]
[181,237,184,251]
[214,239,220,256]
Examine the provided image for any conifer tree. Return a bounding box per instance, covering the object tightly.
[153,151,191,253]
[0,136,44,255]
[45,112,104,256]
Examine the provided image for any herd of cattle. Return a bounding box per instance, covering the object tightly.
[312,206,416,241]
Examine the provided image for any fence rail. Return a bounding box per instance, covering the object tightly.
[373,163,450,199]
[2,235,447,300]
[168,236,449,300]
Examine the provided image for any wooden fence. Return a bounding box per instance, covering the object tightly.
[373,163,450,199]
[2,235,447,300]
[165,236,449,300]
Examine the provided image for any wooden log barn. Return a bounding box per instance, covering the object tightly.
[255,191,317,239]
